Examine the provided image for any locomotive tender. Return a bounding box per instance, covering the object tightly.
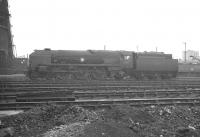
[29,49,178,80]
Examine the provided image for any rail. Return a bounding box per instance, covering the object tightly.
[0,97,200,110]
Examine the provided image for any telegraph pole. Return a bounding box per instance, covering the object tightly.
[136,45,139,52]
[184,42,187,62]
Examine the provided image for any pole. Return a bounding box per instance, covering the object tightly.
[184,42,186,62]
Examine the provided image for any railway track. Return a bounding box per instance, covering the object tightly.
[1,82,200,88]
[2,88,200,102]
[0,97,200,110]
[0,76,200,84]
[1,78,200,90]
[1,77,200,110]
[1,84,200,94]
[1,78,200,85]
[1,88,200,110]
[74,88,200,99]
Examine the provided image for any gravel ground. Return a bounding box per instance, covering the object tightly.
[1,104,200,137]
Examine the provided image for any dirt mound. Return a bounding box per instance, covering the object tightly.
[102,105,155,124]
[0,104,98,137]
[43,122,89,137]
[77,121,137,137]
[1,105,200,137]
[99,105,200,137]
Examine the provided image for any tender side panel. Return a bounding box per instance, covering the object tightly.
[136,56,178,72]
[137,52,172,59]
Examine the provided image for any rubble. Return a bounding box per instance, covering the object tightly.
[76,121,136,137]
[0,104,98,137]
[1,104,200,137]
[43,122,89,137]
[0,127,14,137]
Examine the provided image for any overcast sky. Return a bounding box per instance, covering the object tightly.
[9,0,200,59]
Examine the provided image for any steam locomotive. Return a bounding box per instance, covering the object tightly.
[28,49,178,80]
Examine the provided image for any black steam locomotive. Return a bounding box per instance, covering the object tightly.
[28,49,178,80]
